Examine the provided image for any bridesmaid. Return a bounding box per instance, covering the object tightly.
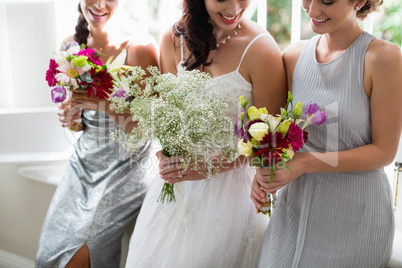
[35,0,158,267]
[252,0,402,267]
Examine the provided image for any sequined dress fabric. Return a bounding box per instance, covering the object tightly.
[124,34,271,268]
[257,32,394,268]
[35,109,152,267]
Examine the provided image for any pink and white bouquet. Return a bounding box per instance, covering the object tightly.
[235,92,327,216]
[45,41,126,103]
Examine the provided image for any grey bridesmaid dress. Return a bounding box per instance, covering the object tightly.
[257,32,394,268]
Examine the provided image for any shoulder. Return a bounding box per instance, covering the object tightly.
[366,38,402,68]
[126,38,158,68]
[282,40,308,65]
[160,28,181,74]
[282,40,308,75]
[59,35,76,50]
[240,19,280,59]
[365,38,402,95]
[160,29,179,54]
[241,19,275,47]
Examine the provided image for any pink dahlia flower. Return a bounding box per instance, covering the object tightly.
[45,59,58,87]
[76,48,103,66]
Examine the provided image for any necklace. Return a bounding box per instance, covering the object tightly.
[216,22,241,48]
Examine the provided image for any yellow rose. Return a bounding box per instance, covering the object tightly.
[294,102,303,119]
[282,146,295,160]
[248,106,259,121]
[72,55,88,67]
[249,106,268,121]
[267,116,281,131]
[250,137,260,147]
[279,120,291,134]
[238,140,254,157]
[248,122,269,141]
[258,107,268,118]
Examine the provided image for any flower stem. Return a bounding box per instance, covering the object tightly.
[157,182,176,203]
[157,147,176,203]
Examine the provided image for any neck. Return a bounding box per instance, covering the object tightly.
[320,24,363,52]
[87,26,110,49]
[88,24,127,50]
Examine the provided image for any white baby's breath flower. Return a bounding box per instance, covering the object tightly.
[109,66,236,185]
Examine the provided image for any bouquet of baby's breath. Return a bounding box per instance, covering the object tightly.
[110,66,237,203]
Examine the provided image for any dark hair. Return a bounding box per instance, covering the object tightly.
[74,4,90,46]
[173,0,216,70]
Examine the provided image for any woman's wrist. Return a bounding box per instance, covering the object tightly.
[296,152,315,175]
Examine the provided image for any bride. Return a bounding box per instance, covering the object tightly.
[125,0,286,267]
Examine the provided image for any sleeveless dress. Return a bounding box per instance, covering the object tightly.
[124,34,270,268]
[36,47,153,267]
[257,32,394,268]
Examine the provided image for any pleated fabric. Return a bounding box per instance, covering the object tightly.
[257,32,395,268]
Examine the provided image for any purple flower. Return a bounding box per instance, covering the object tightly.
[305,102,328,125]
[51,86,67,103]
[234,112,245,139]
[111,86,127,99]
[63,41,80,51]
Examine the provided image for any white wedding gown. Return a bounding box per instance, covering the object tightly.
[125,34,270,268]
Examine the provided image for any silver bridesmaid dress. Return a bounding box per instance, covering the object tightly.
[35,110,152,268]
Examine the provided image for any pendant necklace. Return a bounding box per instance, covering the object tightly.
[216,22,241,48]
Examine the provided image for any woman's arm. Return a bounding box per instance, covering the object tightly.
[160,29,180,75]
[245,33,287,114]
[254,39,402,198]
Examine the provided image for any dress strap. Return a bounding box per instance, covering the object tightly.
[180,35,184,63]
[236,33,271,71]
[123,40,132,65]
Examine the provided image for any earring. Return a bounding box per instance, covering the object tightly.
[355,6,360,11]
[304,9,309,13]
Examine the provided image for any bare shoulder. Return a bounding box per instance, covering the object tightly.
[282,41,308,64]
[366,38,402,68]
[240,19,280,57]
[126,38,158,69]
[160,29,181,74]
[59,35,76,50]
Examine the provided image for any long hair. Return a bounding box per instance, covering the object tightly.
[74,4,90,46]
[173,0,216,70]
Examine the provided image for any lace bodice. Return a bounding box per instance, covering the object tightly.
[177,34,271,121]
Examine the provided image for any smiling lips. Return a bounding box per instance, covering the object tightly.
[312,17,330,26]
[89,9,107,20]
[219,13,239,24]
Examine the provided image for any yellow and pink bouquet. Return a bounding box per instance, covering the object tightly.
[235,92,327,215]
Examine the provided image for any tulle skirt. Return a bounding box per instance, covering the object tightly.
[125,165,268,268]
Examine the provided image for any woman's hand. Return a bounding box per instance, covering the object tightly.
[250,177,268,210]
[157,150,207,183]
[58,99,83,131]
[70,90,108,112]
[255,153,305,193]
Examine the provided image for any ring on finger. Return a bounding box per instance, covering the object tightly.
[178,170,183,178]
